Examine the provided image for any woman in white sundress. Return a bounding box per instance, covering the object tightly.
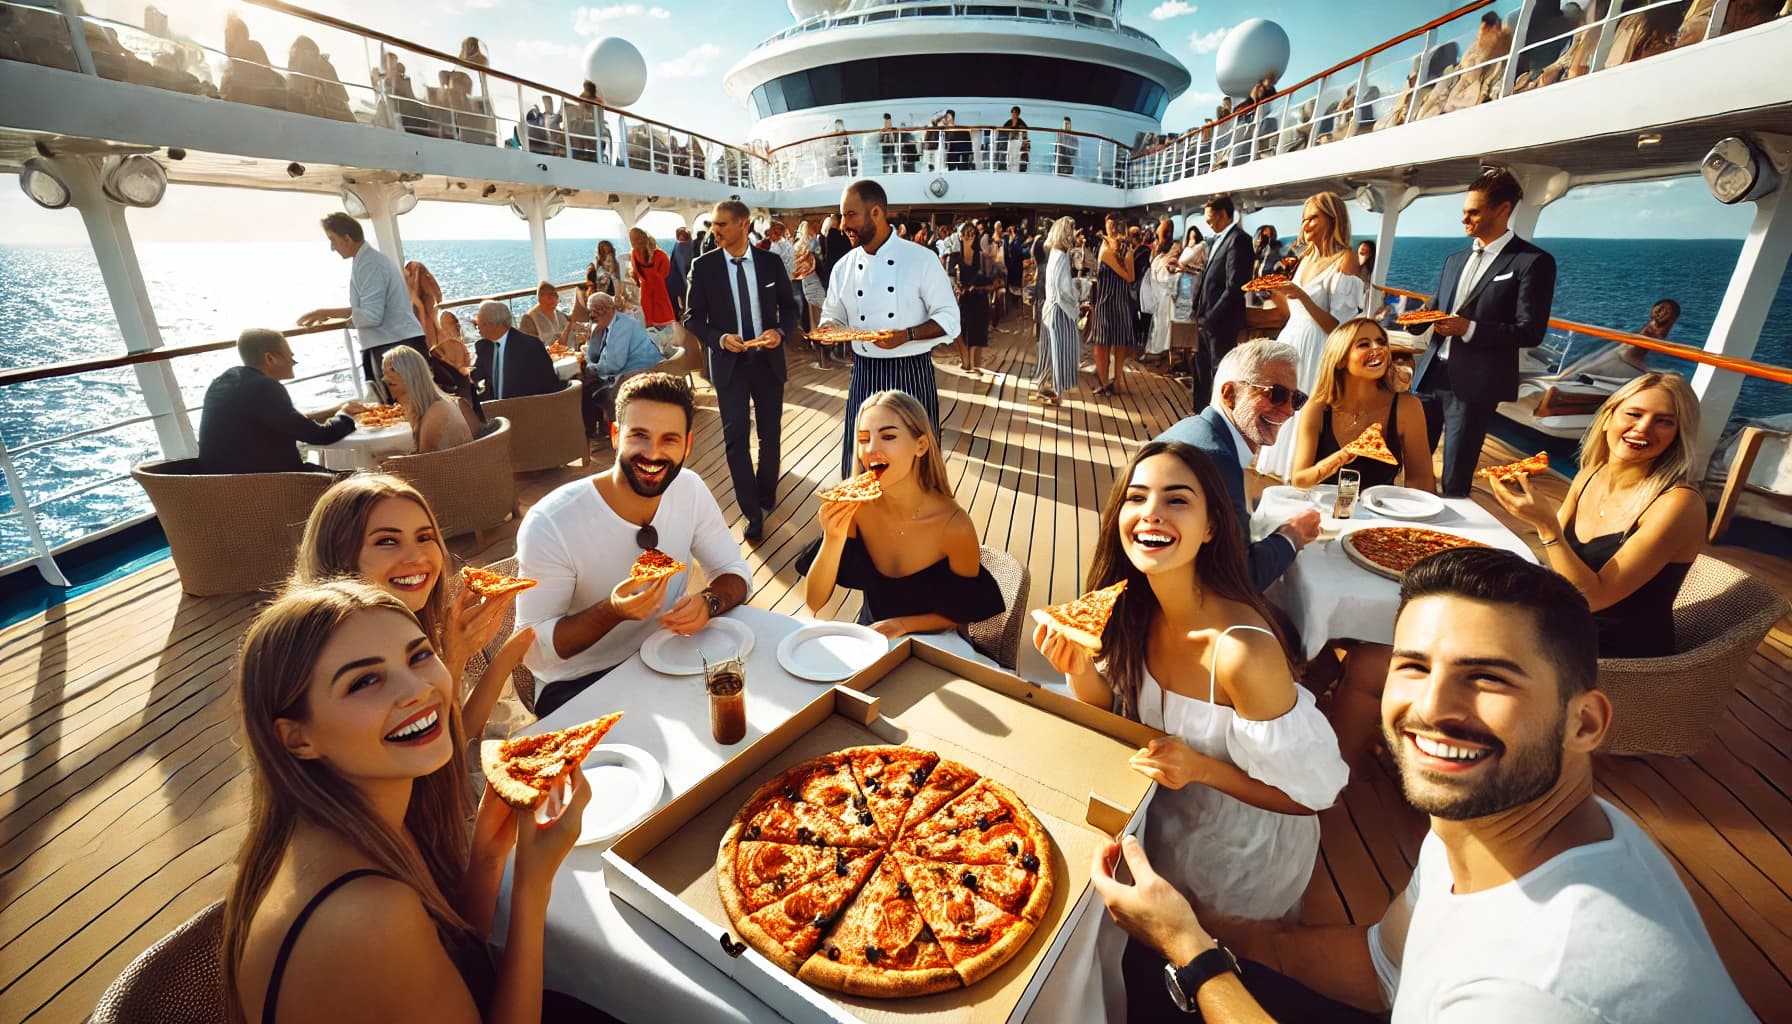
[1028,441,1348,1022]
[1254,191,1365,482]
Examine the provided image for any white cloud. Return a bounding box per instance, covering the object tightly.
[460,0,503,10]
[656,42,721,80]
[1149,1,1196,19]
[573,4,671,36]
[1188,28,1226,54]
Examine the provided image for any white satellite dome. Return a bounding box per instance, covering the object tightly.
[787,0,852,18]
[1215,19,1290,99]
[582,36,647,108]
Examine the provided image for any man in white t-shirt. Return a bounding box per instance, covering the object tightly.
[516,372,753,718]
[1092,548,1755,1023]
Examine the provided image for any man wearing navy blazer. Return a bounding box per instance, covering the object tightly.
[471,300,561,401]
[684,199,800,540]
[1410,168,1557,496]
[1157,340,1320,593]
[1192,192,1254,407]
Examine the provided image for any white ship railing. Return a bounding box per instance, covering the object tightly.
[1124,0,1774,189]
[761,124,1132,191]
[760,1,1158,48]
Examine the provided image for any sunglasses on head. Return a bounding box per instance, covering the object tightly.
[636,523,659,550]
[1242,381,1308,411]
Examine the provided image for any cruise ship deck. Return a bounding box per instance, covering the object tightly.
[2,319,1789,1021]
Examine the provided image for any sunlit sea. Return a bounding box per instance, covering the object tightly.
[0,236,1786,570]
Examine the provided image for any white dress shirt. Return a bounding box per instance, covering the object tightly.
[822,234,961,359]
[348,243,424,349]
[720,245,764,337]
[1443,227,1514,355]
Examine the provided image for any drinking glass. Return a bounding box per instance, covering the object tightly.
[705,640,748,746]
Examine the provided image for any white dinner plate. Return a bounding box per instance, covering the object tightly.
[776,623,889,683]
[575,744,664,846]
[639,617,756,676]
[1360,486,1446,521]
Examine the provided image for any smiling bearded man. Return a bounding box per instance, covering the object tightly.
[514,373,754,718]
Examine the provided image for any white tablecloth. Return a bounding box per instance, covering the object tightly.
[511,608,1006,1022]
[298,421,413,472]
[1249,486,1537,659]
[554,354,581,381]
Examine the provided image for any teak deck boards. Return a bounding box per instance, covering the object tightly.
[2,317,1789,1021]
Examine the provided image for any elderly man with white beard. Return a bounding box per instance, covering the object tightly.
[1156,339,1322,592]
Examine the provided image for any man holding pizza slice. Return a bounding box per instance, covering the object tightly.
[516,373,753,718]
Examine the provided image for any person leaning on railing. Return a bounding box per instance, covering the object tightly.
[300,213,430,404]
[196,328,365,476]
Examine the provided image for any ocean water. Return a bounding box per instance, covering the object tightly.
[0,236,1786,570]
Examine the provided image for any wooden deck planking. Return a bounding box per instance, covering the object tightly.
[4,317,1791,1020]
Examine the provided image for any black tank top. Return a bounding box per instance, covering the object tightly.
[1314,395,1402,489]
[262,869,495,1023]
[1564,484,1693,658]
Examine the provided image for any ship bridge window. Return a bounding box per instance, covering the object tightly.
[748,53,1168,119]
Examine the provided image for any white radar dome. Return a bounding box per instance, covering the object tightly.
[787,0,852,18]
[1215,19,1290,99]
[582,37,647,108]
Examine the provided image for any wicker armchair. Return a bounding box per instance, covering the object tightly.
[89,900,223,1023]
[963,546,1031,670]
[482,381,588,474]
[132,459,333,596]
[460,555,540,715]
[1598,555,1790,756]
[379,417,516,544]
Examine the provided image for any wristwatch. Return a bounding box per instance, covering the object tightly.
[1163,941,1241,1013]
[700,588,723,618]
[905,326,915,343]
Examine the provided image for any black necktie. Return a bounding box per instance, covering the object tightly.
[732,257,752,342]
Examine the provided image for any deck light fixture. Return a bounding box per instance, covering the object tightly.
[340,184,368,218]
[341,182,417,217]
[1354,184,1383,213]
[1702,136,1780,205]
[391,184,418,216]
[19,157,71,209]
[100,155,167,207]
[1636,132,1662,148]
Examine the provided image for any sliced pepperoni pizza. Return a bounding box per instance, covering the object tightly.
[1029,579,1127,653]
[737,848,884,972]
[1394,308,1452,326]
[628,548,686,584]
[842,745,940,837]
[1242,273,1290,292]
[894,851,1031,986]
[479,712,621,810]
[1342,422,1400,465]
[1478,451,1551,482]
[460,564,537,598]
[797,854,960,997]
[818,471,884,504]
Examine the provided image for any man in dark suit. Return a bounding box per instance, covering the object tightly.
[1193,192,1253,407]
[1410,168,1557,496]
[1157,339,1320,593]
[198,328,364,474]
[683,199,800,541]
[471,300,561,400]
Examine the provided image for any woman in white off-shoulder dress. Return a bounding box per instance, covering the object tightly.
[1255,192,1365,482]
[1027,440,1349,1022]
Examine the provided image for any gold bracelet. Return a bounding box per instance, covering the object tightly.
[1538,536,1560,548]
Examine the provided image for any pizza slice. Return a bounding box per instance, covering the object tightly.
[1394,308,1453,325]
[737,849,884,972]
[740,757,885,848]
[797,854,960,997]
[1028,579,1127,654]
[1241,273,1290,292]
[1341,422,1400,465]
[1477,451,1550,482]
[894,852,1029,986]
[721,841,860,917]
[479,712,622,810]
[841,745,938,837]
[901,777,1018,842]
[808,327,887,345]
[818,471,883,504]
[898,850,1050,924]
[897,758,982,837]
[460,564,538,598]
[628,548,687,584]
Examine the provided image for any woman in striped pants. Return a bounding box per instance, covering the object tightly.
[1034,216,1081,405]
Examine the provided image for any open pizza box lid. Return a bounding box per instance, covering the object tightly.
[602,640,1158,1024]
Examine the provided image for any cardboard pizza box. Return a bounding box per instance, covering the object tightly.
[603,640,1158,1024]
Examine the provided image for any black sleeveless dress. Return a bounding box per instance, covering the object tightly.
[796,536,1005,626]
[1565,494,1692,659]
[1313,395,1402,488]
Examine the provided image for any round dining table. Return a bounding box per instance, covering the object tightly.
[298,421,414,472]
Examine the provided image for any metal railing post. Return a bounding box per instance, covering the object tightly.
[0,434,69,587]
[1407,28,1437,122]
[1352,51,1372,134]
[1305,73,1328,150]
[1501,0,1538,99]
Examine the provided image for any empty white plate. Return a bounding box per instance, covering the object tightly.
[575,744,664,846]
[776,623,889,682]
[1360,486,1446,521]
[640,617,756,676]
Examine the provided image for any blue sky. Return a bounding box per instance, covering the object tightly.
[3,0,1755,242]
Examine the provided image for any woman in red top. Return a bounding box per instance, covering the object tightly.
[627,227,676,328]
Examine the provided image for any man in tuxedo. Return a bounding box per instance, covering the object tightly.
[471,300,560,401]
[684,199,800,541]
[198,328,364,474]
[1157,340,1320,592]
[1193,193,1253,407]
[1410,168,1556,496]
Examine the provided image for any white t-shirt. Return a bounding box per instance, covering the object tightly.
[515,469,752,683]
[1369,797,1755,1023]
[822,234,961,360]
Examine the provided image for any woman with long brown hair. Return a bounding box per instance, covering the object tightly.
[296,474,530,737]
[221,580,596,1023]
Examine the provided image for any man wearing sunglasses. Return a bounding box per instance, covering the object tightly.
[1158,340,1321,592]
[516,372,754,718]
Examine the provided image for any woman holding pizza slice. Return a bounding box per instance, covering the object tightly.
[1030,440,1348,1019]
[297,474,532,738]
[1287,317,1435,492]
[222,581,608,1024]
[797,390,1004,640]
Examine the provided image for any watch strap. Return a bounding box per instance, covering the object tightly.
[701,588,723,617]
[1165,942,1240,1012]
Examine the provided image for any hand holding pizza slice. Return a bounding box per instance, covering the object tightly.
[818,471,884,504]
[629,548,688,585]
[1394,308,1453,326]
[1241,273,1291,292]
[1477,451,1550,482]
[461,564,538,598]
[481,711,622,815]
[1029,579,1126,654]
